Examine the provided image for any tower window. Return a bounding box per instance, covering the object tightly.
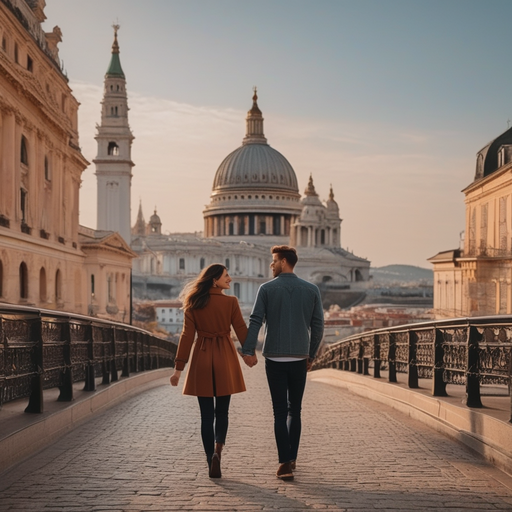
[1,36,6,52]
[179,258,185,270]
[108,141,120,156]
[14,42,18,63]
[27,55,33,72]
[259,221,266,234]
[200,257,205,270]
[91,274,95,295]
[234,282,240,298]
[225,258,230,269]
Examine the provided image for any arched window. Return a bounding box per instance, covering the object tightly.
[229,222,234,235]
[19,262,28,299]
[355,269,363,282]
[259,221,266,234]
[321,229,325,245]
[225,258,230,270]
[39,267,47,301]
[108,141,119,156]
[179,258,185,270]
[20,136,28,165]
[91,274,95,296]
[234,282,240,299]
[1,36,6,52]
[14,42,18,63]
[55,269,62,301]
[200,257,205,270]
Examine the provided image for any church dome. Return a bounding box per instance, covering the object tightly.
[203,90,302,243]
[212,144,298,193]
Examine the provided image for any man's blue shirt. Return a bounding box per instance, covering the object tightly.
[242,273,324,359]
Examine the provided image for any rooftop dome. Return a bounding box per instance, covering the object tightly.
[212,144,298,192]
[211,89,299,194]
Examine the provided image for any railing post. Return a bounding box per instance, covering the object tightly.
[465,325,482,408]
[0,317,5,410]
[58,320,73,402]
[84,323,96,392]
[122,329,130,378]
[111,327,118,382]
[432,328,447,397]
[408,330,419,389]
[357,342,363,374]
[389,332,397,383]
[25,317,43,413]
[373,334,381,379]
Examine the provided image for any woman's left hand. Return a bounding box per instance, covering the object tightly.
[170,370,181,386]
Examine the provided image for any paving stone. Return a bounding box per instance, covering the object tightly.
[0,358,512,510]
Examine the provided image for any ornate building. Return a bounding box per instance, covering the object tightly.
[430,126,512,317]
[130,91,370,311]
[0,1,134,321]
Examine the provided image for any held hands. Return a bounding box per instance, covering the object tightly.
[242,354,258,368]
[170,369,181,386]
[237,347,258,368]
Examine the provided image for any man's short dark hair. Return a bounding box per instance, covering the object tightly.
[271,245,298,267]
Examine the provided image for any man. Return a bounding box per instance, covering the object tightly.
[242,245,324,481]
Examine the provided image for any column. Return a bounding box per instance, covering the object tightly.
[254,214,258,234]
[280,215,285,236]
[234,215,239,235]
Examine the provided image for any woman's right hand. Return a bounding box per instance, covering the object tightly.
[170,369,181,386]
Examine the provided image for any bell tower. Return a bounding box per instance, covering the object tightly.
[94,25,134,243]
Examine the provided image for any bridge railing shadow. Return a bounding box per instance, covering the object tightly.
[0,303,177,414]
[313,315,512,422]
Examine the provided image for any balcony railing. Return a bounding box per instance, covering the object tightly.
[0,304,177,413]
[312,315,512,422]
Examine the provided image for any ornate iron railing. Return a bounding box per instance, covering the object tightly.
[312,316,512,422]
[0,304,177,413]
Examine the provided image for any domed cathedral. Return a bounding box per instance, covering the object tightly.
[203,89,302,245]
[430,125,512,318]
[130,90,371,310]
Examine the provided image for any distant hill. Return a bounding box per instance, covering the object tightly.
[370,264,433,284]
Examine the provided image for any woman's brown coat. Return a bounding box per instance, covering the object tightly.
[174,288,248,397]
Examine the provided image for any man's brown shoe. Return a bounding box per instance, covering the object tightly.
[276,462,294,480]
[209,453,221,478]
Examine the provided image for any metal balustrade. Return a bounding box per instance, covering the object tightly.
[0,304,177,413]
[312,316,512,422]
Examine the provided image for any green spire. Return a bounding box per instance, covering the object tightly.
[105,24,125,79]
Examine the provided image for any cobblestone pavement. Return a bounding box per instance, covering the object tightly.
[1,357,512,511]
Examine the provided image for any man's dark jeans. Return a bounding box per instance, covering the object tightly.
[265,358,308,463]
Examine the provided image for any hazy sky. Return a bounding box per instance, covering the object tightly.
[42,0,512,268]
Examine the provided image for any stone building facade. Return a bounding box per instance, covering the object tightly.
[0,1,134,321]
[430,126,512,317]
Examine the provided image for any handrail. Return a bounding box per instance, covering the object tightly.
[0,303,177,413]
[312,315,512,422]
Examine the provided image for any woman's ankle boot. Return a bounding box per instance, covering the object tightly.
[214,442,224,461]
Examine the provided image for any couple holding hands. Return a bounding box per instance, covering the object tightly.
[170,245,324,480]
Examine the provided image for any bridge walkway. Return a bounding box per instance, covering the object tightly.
[1,357,512,511]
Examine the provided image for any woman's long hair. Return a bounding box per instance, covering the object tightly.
[180,264,226,311]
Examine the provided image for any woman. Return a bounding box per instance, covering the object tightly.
[170,264,248,478]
